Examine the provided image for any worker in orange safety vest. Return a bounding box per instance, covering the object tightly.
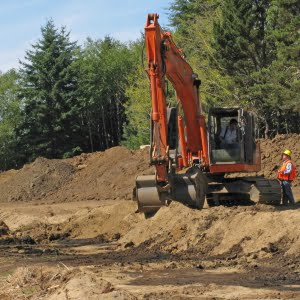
[277,149,297,205]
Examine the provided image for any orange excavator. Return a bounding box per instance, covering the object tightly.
[135,14,281,215]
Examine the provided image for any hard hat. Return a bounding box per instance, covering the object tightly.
[282,149,292,157]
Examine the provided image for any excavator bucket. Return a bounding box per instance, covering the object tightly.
[134,168,208,215]
[135,175,167,214]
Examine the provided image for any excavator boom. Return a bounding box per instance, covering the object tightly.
[145,14,209,171]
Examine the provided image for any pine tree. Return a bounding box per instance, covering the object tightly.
[0,69,22,169]
[213,0,300,136]
[18,20,82,160]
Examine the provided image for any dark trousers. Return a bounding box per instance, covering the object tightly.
[281,180,295,205]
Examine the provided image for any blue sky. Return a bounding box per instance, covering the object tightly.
[0,0,171,72]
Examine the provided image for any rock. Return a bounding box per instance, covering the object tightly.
[124,241,134,248]
[0,221,9,236]
[77,164,87,170]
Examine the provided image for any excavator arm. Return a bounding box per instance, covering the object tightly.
[145,13,209,178]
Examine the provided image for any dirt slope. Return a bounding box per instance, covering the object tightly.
[259,134,300,186]
[0,146,152,203]
[0,157,75,202]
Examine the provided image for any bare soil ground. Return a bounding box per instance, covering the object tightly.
[0,135,299,299]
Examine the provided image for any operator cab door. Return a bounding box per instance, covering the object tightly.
[208,108,255,165]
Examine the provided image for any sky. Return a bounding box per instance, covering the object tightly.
[0,0,171,72]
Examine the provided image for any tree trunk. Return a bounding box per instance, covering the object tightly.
[264,119,269,139]
[87,117,94,152]
[101,105,109,149]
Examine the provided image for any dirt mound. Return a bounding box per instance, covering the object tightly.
[0,221,9,236]
[47,269,137,300]
[0,146,151,203]
[56,146,151,202]
[2,266,136,300]
[259,134,300,186]
[61,202,140,240]
[0,137,299,300]
[116,202,300,258]
[14,200,298,261]
[0,157,75,202]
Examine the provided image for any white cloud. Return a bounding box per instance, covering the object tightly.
[0,36,38,72]
[0,49,25,72]
[112,28,143,42]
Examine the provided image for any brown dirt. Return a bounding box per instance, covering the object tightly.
[0,146,152,203]
[0,136,299,299]
[259,134,300,186]
[0,157,75,202]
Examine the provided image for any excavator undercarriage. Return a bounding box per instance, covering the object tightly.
[135,173,281,215]
[206,176,281,206]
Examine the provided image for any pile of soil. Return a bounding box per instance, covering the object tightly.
[118,202,300,258]
[0,137,299,299]
[259,134,300,186]
[58,146,152,202]
[0,146,151,203]
[3,266,136,300]
[0,157,75,202]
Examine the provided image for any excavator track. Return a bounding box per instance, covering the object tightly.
[206,176,281,207]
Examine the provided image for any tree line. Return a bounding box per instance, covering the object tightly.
[169,0,300,137]
[0,0,299,170]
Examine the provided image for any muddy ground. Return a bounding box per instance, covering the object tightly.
[0,135,299,299]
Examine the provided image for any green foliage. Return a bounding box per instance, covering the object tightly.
[17,20,82,161]
[122,42,151,149]
[212,0,300,135]
[0,2,299,170]
[169,0,235,107]
[168,0,299,136]
[121,39,150,149]
[121,38,178,149]
[77,36,135,151]
[0,69,22,169]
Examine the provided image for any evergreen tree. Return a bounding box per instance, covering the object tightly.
[0,69,22,169]
[18,20,82,160]
[213,0,300,136]
[263,0,300,133]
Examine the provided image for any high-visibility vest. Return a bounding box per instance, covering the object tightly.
[277,159,297,181]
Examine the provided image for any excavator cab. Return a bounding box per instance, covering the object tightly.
[208,107,258,170]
